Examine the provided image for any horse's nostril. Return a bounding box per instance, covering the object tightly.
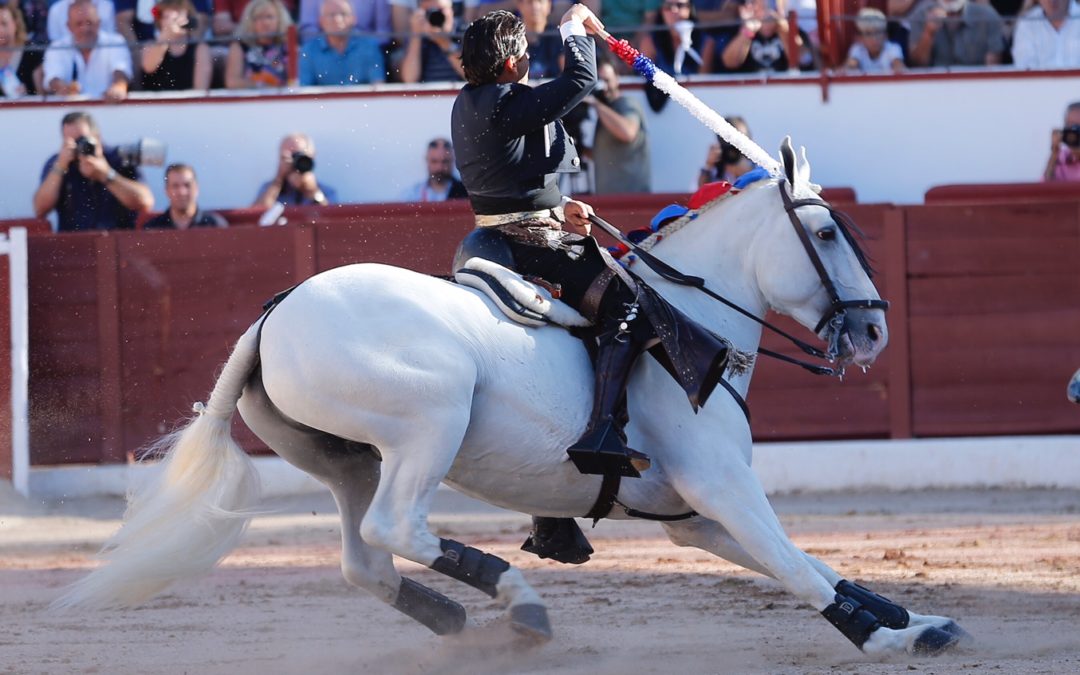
[867,323,880,342]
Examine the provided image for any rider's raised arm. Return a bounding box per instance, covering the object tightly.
[493,19,598,138]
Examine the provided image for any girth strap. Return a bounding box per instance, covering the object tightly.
[583,471,700,523]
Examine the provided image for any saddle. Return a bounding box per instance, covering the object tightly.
[454,257,593,329]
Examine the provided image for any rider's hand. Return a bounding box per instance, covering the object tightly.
[560,3,604,35]
[562,199,594,235]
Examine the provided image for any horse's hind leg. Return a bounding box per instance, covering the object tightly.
[237,373,466,635]
[358,414,551,644]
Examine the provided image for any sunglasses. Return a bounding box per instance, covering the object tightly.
[858,29,886,37]
[663,2,691,9]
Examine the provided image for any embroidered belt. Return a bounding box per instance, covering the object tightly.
[474,206,565,228]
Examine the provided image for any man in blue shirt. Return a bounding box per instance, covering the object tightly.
[300,0,386,86]
[32,111,154,232]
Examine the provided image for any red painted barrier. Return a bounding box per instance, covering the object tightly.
[5,190,1080,467]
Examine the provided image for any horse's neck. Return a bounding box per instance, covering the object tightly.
[633,190,769,394]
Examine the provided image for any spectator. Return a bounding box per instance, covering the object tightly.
[720,0,813,73]
[16,0,47,44]
[146,164,228,229]
[844,7,905,74]
[1012,0,1080,69]
[115,0,212,48]
[696,115,755,187]
[593,0,660,35]
[43,0,132,100]
[1044,101,1080,181]
[641,0,715,75]
[908,0,1004,67]
[141,0,213,91]
[214,0,296,40]
[225,0,292,88]
[640,0,715,111]
[463,0,514,23]
[517,0,562,80]
[298,0,390,45]
[46,0,115,42]
[0,1,44,96]
[253,132,338,207]
[589,60,650,194]
[401,137,468,201]
[299,0,385,85]
[32,111,154,232]
[396,0,463,83]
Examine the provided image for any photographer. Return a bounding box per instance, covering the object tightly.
[253,133,339,208]
[696,115,755,188]
[588,59,650,195]
[396,0,463,83]
[32,111,154,232]
[1044,101,1080,182]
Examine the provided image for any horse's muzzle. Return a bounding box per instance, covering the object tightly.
[836,308,888,368]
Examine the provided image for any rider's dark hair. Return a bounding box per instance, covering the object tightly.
[461,10,527,87]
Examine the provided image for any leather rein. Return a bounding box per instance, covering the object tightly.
[583,180,889,523]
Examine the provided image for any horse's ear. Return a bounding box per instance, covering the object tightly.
[797,145,814,190]
[779,136,796,186]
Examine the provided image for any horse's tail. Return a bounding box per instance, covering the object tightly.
[53,318,265,610]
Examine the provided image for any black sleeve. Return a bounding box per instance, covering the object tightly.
[494,33,597,139]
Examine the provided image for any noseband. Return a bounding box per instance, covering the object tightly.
[588,179,889,377]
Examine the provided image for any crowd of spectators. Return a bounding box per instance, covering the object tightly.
[1,0,1077,102]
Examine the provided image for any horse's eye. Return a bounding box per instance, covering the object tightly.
[816,227,836,241]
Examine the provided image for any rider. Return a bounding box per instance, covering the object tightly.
[451,7,737,563]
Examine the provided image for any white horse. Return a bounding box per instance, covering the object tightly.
[57,141,970,658]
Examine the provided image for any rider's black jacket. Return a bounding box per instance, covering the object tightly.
[450,29,596,215]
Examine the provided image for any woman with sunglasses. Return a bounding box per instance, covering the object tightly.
[640,0,715,111]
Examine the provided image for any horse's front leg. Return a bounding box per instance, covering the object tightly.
[663,517,972,651]
[663,442,962,656]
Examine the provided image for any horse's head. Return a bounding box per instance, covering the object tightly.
[746,138,888,368]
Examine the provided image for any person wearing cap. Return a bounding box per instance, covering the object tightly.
[844,8,905,74]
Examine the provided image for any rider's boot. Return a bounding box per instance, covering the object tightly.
[521,516,594,564]
[566,325,652,478]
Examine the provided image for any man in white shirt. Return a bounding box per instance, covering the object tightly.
[43,0,131,101]
[46,0,117,43]
[1012,0,1080,69]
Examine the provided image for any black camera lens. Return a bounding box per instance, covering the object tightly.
[75,135,98,156]
[1062,125,1080,149]
[291,151,315,173]
[426,8,446,28]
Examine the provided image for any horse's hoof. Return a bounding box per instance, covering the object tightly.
[912,626,961,656]
[937,620,975,646]
[509,603,553,645]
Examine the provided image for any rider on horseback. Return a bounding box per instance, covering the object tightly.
[451,7,739,563]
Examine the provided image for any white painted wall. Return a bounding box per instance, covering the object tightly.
[1,69,1077,221]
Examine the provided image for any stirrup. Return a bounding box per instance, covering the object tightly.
[521,517,594,565]
[566,423,651,478]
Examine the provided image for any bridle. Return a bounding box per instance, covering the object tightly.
[583,179,890,524]
[590,179,890,378]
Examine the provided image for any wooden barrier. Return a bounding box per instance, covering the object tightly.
[7,191,1080,467]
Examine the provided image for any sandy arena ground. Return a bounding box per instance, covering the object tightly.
[1,485,1078,674]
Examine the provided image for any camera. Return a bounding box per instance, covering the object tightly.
[291,152,315,173]
[592,81,610,105]
[1062,125,1080,149]
[75,135,98,156]
[426,8,446,28]
[716,135,744,168]
[115,138,167,168]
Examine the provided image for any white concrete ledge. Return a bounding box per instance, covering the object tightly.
[21,435,1080,501]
